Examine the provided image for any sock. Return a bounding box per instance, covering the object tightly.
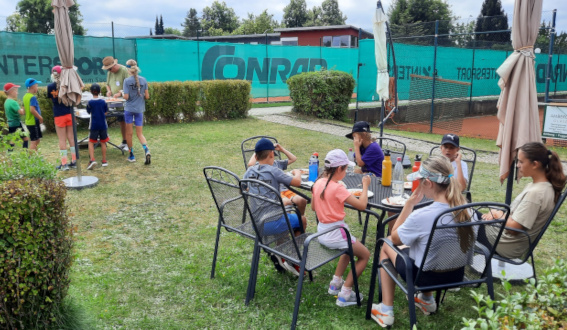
[380,304,394,313]
[70,147,76,161]
[332,275,343,283]
[142,144,148,152]
[60,150,68,165]
[421,293,434,302]
[340,286,352,297]
[130,147,134,156]
[122,140,127,144]
[23,141,28,149]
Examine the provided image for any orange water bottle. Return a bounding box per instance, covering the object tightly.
[382,149,392,187]
[412,154,422,192]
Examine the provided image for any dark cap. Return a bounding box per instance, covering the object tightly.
[254,138,275,153]
[441,134,460,147]
[90,83,101,94]
[345,121,371,139]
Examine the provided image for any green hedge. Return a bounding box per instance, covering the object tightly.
[286,69,355,120]
[9,80,250,133]
[0,150,72,327]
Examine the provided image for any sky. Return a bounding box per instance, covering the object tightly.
[0,0,565,37]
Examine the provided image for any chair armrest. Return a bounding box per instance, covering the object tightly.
[303,224,353,247]
[377,237,413,278]
[218,195,244,214]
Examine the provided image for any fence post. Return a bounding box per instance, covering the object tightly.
[266,32,269,103]
[356,28,361,119]
[429,20,439,133]
[544,9,557,103]
[555,52,560,96]
[197,30,201,81]
[469,38,476,115]
[111,21,115,59]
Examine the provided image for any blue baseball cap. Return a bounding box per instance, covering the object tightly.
[25,78,42,88]
[254,138,275,153]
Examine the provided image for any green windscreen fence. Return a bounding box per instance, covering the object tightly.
[136,39,358,98]
[0,31,136,98]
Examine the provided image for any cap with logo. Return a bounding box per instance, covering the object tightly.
[345,121,371,139]
[441,134,460,147]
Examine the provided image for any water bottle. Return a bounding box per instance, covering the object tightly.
[412,155,422,192]
[382,149,392,187]
[392,157,404,197]
[347,148,355,176]
[308,153,319,182]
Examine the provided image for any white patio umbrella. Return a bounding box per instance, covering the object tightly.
[373,1,389,101]
[496,0,543,193]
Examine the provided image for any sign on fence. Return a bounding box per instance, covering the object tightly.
[542,104,567,140]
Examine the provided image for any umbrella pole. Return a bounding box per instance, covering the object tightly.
[505,161,515,205]
[62,109,98,190]
[379,100,384,137]
[71,111,82,180]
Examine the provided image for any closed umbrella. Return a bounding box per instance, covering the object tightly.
[52,0,84,106]
[373,1,389,102]
[496,0,543,200]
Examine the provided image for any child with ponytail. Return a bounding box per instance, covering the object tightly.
[311,149,370,307]
[123,59,151,164]
[371,155,472,327]
[482,142,566,258]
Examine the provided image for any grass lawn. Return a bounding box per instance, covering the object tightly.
[34,118,567,329]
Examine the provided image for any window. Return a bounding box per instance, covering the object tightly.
[351,36,358,48]
[340,35,350,47]
[250,42,258,45]
[331,36,341,47]
[281,37,298,46]
[322,36,332,47]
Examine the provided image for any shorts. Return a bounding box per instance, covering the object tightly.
[124,111,143,126]
[317,220,356,249]
[89,129,110,143]
[263,213,301,236]
[55,114,73,128]
[117,113,125,123]
[26,122,42,141]
[8,123,24,135]
[395,248,465,287]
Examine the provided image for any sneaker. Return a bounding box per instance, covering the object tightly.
[119,143,129,152]
[68,161,77,168]
[281,261,300,276]
[87,160,97,170]
[336,290,363,307]
[144,149,151,165]
[101,161,108,167]
[56,164,69,171]
[371,303,395,327]
[414,293,437,315]
[128,155,136,162]
[328,278,345,295]
[269,254,286,273]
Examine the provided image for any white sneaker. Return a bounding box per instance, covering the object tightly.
[371,303,395,327]
[281,261,300,276]
[328,278,344,295]
[336,290,363,307]
[414,293,437,315]
[119,143,129,152]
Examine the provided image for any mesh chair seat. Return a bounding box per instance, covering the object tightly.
[271,233,348,271]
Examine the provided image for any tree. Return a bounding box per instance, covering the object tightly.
[283,0,308,28]
[164,27,182,36]
[451,21,475,48]
[9,0,85,35]
[321,0,347,26]
[155,16,160,35]
[305,6,323,27]
[182,8,201,37]
[388,0,454,44]
[159,15,164,34]
[474,0,510,48]
[201,1,239,34]
[232,10,280,35]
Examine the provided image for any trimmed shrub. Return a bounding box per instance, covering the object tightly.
[37,87,55,133]
[0,152,72,328]
[201,80,251,120]
[144,81,199,124]
[287,69,355,120]
[0,92,7,121]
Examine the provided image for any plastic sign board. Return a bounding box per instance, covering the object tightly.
[542,103,567,140]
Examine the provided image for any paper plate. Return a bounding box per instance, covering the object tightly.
[381,196,408,207]
[348,189,374,198]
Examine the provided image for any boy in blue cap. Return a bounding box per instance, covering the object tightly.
[243,138,307,275]
[23,78,43,151]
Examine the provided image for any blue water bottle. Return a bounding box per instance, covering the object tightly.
[308,153,319,182]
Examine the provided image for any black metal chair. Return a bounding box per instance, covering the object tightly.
[241,135,280,170]
[492,189,567,286]
[366,202,510,328]
[375,137,407,168]
[240,179,361,330]
[203,166,254,280]
[430,145,476,201]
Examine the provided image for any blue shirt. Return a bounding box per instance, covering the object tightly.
[244,163,293,216]
[86,99,108,130]
[360,142,384,177]
[47,82,72,117]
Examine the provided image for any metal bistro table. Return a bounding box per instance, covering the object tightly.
[75,98,127,154]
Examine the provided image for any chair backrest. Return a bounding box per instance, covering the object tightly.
[375,137,406,166]
[241,136,280,170]
[415,202,510,286]
[239,178,302,257]
[203,166,254,239]
[429,145,476,192]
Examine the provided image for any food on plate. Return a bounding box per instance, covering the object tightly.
[353,191,362,197]
[300,169,309,175]
[383,195,408,206]
[404,182,412,189]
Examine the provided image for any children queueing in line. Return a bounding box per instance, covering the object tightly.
[247,141,308,217]
[243,138,307,275]
[346,121,384,177]
[3,83,28,149]
[371,155,471,327]
[439,133,468,192]
[48,66,77,170]
[86,84,110,170]
[312,149,370,307]
[22,78,43,151]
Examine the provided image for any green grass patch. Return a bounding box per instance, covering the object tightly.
[33,118,567,329]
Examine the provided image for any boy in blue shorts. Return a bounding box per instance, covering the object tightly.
[86,83,110,170]
[243,138,307,275]
[23,78,43,151]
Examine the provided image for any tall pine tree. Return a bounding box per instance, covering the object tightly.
[155,16,160,35]
[182,8,201,37]
[159,15,164,34]
[474,0,510,48]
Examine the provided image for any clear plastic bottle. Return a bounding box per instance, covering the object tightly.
[347,148,355,176]
[392,157,404,197]
[308,153,319,182]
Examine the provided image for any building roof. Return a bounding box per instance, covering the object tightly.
[185,33,280,41]
[125,34,188,40]
[275,25,373,37]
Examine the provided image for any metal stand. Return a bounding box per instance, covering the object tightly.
[63,111,98,190]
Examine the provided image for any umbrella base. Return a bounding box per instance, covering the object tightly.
[63,176,99,190]
[472,256,533,285]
